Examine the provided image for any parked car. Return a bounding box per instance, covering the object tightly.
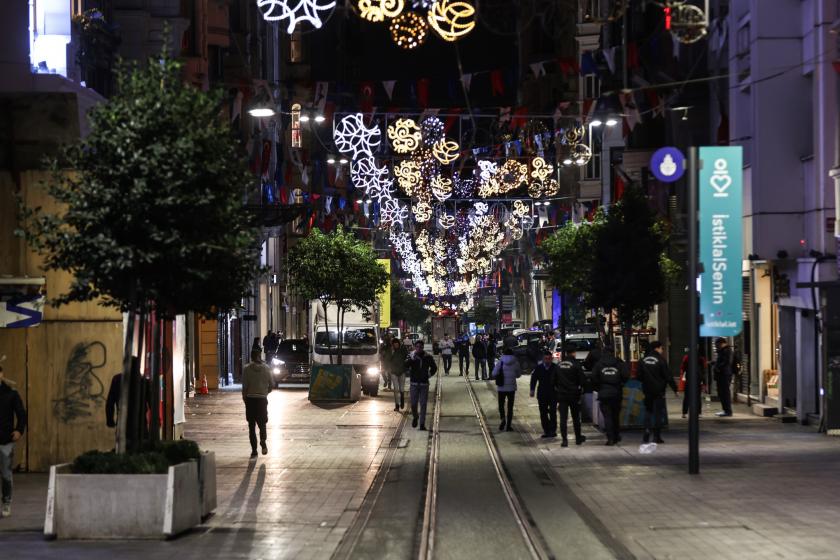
[407,332,425,345]
[270,338,311,386]
[561,332,601,367]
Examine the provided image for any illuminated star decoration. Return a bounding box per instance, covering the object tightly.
[379,198,408,227]
[357,0,404,22]
[427,0,476,42]
[387,118,422,153]
[334,113,381,158]
[351,157,394,201]
[390,11,429,49]
[257,0,337,34]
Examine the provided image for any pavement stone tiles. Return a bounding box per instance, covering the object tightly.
[3,375,840,560]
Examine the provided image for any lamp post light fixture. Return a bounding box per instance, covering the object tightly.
[339,157,349,164]
[327,155,336,164]
[314,114,326,123]
[605,118,618,127]
[248,106,275,118]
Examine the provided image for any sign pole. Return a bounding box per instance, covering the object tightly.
[688,147,700,475]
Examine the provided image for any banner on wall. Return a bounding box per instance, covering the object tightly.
[377,259,391,328]
[698,146,743,338]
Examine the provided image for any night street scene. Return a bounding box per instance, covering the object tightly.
[4,1,840,559]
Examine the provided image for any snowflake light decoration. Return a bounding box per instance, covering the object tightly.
[387,118,422,153]
[432,138,460,164]
[420,116,444,146]
[357,0,404,22]
[427,0,476,42]
[257,0,337,34]
[390,11,429,49]
[334,113,381,158]
[351,156,389,190]
[380,198,408,227]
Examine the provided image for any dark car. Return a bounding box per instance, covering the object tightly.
[270,339,310,385]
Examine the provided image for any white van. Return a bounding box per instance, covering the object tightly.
[310,301,382,396]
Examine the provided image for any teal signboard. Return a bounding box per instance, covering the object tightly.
[699,146,743,337]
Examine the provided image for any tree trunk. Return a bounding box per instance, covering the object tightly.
[128,308,148,453]
[337,306,345,365]
[149,311,161,444]
[321,300,332,365]
[116,307,136,454]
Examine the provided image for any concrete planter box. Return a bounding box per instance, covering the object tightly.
[44,452,216,539]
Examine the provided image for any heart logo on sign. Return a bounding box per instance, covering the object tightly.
[711,175,731,193]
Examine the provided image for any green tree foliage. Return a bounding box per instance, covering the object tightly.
[589,185,678,356]
[21,47,261,316]
[287,227,389,363]
[472,302,499,330]
[540,218,600,304]
[390,281,430,327]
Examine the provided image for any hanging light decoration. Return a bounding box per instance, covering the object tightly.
[257,0,337,33]
[357,0,405,22]
[334,113,381,157]
[427,0,476,42]
[420,116,445,146]
[432,138,460,164]
[387,118,422,153]
[390,11,429,49]
[413,201,433,222]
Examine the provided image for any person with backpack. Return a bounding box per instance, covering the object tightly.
[472,335,488,380]
[638,341,678,444]
[406,341,437,430]
[592,348,628,446]
[556,349,587,447]
[493,348,522,432]
[530,351,559,438]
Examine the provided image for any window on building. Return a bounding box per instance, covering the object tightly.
[29,0,72,77]
[584,73,601,99]
[584,150,601,180]
[290,30,303,63]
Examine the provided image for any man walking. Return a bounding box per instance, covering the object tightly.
[593,348,628,446]
[0,365,27,518]
[638,341,678,443]
[530,351,558,438]
[406,341,437,430]
[556,349,587,447]
[457,335,471,377]
[493,348,522,431]
[439,334,454,376]
[714,338,734,417]
[472,335,488,380]
[385,338,408,411]
[242,349,273,458]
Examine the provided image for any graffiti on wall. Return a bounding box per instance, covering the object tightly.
[53,341,107,423]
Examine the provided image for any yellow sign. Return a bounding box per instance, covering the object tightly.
[377,259,391,328]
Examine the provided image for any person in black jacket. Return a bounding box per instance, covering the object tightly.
[530,351,559,438]
[406,342,437,430]
[592,348,628,446]
[638,341,678,444]
[457,335,470,377]
[556,350,587,447]
[472,336,488,380]
[0,366,27,518]
[714,338,734,417]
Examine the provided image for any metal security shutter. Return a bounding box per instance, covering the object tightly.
[742,275,751,322]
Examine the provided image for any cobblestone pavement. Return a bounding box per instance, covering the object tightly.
[1,386,402,560]
[5,376,840,560]
[485,378,840,560]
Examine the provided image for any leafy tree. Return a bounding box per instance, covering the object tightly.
[20,45,261,454]
[288,227,388,363]
[589,185,679,358]
[472,302,499,331]
[540,217,601,343]
[390,281,430,328]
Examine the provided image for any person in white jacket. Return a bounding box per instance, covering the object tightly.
[492,348,522,432]
[439,334,455,375]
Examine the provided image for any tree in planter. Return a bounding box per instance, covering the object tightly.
[540,217,602,344]
[20,46,261,453]
[390,281,430,329]
[287,228,388,364]
[589,185,680,360]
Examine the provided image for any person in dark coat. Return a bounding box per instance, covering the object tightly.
[457,335,471,377]
[592,348,628,446]
[493,348,522,431]
[638,341,678,444]
[556,349,587,447]
[680,348,707,418]
[384,338,409,411]
[714,338,734,416]
[0,365,27,518]
[406,342,437,430]
[472,336,488,380]
[530,351,559,438]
